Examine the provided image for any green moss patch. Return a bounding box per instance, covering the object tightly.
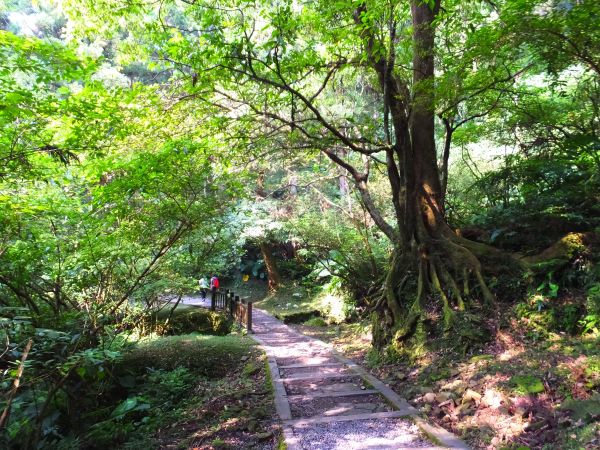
[122,334,252,378]
[560,395,600,423]
[155,304,233,335]
[510,375,545,395]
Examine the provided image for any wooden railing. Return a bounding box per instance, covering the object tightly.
[210,287,253,333]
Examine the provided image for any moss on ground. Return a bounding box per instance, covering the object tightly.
[122,334,252,377]
[154,304,233,335]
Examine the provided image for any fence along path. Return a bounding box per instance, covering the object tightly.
[209,287,253,332]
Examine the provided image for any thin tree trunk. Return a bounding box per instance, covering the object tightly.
[0,339,32,429]
[440,118,454,213]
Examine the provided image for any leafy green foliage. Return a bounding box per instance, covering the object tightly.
[510,375,545,395]
[157,306,233,336]
[1,0,600,448]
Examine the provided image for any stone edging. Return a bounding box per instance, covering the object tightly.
[251,309,470,450]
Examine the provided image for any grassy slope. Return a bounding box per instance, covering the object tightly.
[84,304,280,450]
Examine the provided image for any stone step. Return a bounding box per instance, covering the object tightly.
[284,410,415,427]
[280,370,356,382]
[275,354,335,367]
[289,393,392,419]
[279,362,343,369]
[284,376,364,396]
[260,339,313,345]
[280,365,351,379]
[287,389,379,402]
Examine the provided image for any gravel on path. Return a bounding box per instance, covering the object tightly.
[176,296,449,450]
[290,417,432,450]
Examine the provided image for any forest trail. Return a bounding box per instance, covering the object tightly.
[249,308,470,450]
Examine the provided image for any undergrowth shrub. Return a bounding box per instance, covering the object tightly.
[120,334,250,377]
[85,367,196,449]
[582,283,600,333]
[157,308,232,336]
[317,278,357,324]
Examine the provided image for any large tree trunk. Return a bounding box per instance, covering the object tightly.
[260,241,282,291]
[369,0,504,349]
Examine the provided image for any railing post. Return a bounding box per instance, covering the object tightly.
[211,287,216,311]
[247,301,253,333]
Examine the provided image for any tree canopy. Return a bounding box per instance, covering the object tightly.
[1,0,599,448]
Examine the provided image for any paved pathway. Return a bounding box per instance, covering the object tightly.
[250,309,469,450]
[178,296,468,449]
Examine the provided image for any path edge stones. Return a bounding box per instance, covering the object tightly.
[252,333,292,421]
[250,308,470,450]
[331,349,470,450]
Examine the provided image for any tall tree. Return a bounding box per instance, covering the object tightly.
[67,0,512,345]
[71,0,599,345]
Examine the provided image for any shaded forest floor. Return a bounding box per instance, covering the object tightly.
[72,306,282,450]
[292,316,599,450]
[222,279,600,448]
[151,339,280,450]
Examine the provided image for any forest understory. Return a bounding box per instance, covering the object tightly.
[2,0,600,449]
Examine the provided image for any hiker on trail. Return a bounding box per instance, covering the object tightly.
[199,276,209,299]
[210,275,220,290]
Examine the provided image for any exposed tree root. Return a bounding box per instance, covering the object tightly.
[374,229,527,349]
[521,232,593,272]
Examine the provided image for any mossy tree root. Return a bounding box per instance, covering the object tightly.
[374,230,515,348]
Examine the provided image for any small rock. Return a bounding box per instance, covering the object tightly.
[423,392,437,404]
[455,403,474,416]
[418,386,435,395]
[513,406,528,417]
[510,422,523,433]
[436,392,453,403]
[441,379,467,394]
[256,431,273,441]
[462,389,482,404]
[241,355,250,362]
[481,388,505,409]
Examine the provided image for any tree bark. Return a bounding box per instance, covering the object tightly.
[260,241,281,290]
[359,0,506,347]
[194,0,521,348]
[440,118,454,212]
